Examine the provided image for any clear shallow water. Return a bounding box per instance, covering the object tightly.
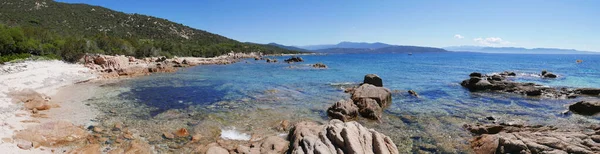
[103,52,600,153]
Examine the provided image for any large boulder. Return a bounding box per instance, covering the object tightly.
[288,119,399,154]
[327,100,359,122]
[568,100,600,115]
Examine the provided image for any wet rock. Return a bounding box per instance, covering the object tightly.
[284,56,303,63]
[491,74,503,81]
[327,99,359,122]
[576,88,600,96]
[288,119,399,154]
[363,74,383,87]
[469,72,482,78]
[569,100,600,115]
[312,62,327,68]
[14,121,88,147]
[408,90,419,97]
[174,128,190,138]
[542,70,557,78]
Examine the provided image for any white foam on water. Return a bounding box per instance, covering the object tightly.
[220,128,251,141]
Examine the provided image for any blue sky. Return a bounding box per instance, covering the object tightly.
[58,0,599,51]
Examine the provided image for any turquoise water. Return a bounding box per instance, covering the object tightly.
[112,52,600,153]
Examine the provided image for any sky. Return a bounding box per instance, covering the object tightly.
[57,0,600,51]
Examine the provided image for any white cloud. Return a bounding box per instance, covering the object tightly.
[473,37,511,46]
[454,34,464,39]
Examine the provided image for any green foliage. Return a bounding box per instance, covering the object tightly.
[0,53,31,63]
[0,0,302,63]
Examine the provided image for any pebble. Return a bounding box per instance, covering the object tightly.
[123,134,134,140]
[93,127,103,133]
[163,132,175,139]
[16,139,33,150]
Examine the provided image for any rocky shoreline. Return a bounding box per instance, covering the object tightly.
[1,53,400,154]
[460,71,600,154]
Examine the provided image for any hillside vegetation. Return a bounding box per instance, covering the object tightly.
[0,0,300,63]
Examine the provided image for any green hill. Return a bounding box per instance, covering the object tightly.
[0,0,300,62]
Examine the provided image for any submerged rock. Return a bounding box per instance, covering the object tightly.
[408,90,419,97]
[327,100,359,122]
[14,121,88,147]
[569,100,600,115]
[312,62,327,69]
[288,119,399,154]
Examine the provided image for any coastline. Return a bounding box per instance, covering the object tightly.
[0,52,272,153]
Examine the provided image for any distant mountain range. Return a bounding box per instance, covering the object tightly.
[298,42,393,50]
[261,42,448,54]
[444,46,599,54]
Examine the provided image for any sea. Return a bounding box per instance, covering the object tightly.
[88,52,600,153]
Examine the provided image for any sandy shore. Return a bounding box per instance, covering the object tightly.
[0,60,97,153]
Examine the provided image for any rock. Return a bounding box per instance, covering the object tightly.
[260,136,289,153]
[408,90,419,97]
[541,70,548,76]
[93,56,107,65]
[206,145,229,154]
[113,123,123,131]
[312,63,327,68]
[466,123,600,154]
[288,119,399,154]
[327,100,359,122]
[351,84,392,107]
[469,72,482,78]
[279,120,290,132]
[491,74,503,81]
[569,100,600,115]
[163,132,175,139]
[266,58,274,63]
[174,128,190,137]
[16,139,33,150]
[355,98,383,121]
[128,56,135,62]
[284,56,304,63]
[363,74,383,87]
[123,134,134,140]
[155,57,167,62]
[92,126,103,133]
[543,73,557,78]
[14,121,88,147]
[576,88,600,96]
[68,143,101,154]
[191,134,202,142]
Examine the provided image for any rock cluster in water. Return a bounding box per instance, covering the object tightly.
[284,56,304,63]
[465,123,600,153]
[328,74,392,121]
[461,71,600,99]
